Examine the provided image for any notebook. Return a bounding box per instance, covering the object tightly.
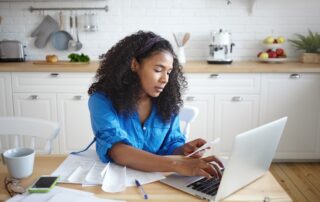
[160,117,287,202]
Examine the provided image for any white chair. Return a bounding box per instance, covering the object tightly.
[0,116,60,154]
[179,105,199,140]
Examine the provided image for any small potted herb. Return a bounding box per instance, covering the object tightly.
[289,30,320,63]
[68,53,90,63]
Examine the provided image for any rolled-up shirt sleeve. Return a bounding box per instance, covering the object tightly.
[88,93,131,163]
[157,115,186,155]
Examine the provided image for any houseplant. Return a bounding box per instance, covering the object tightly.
[289,30,320,63]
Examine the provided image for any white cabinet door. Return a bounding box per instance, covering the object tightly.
[0,73,13,116]
[260,73,320,159]
[12,93,59,153]
[0,73,13,151]
[214,95,260,155]
[13,93,57,120]
[57,93,94,153]
[183,94,214,142]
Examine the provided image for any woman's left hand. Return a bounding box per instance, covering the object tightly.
[182,138,207,158]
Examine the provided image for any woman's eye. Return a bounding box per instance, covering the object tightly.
[154,69,162,72]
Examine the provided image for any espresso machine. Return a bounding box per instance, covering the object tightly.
[207,29,235,64]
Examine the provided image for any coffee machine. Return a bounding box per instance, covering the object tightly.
[207,29,235,64]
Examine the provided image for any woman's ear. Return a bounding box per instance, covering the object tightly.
[131,58,139,72]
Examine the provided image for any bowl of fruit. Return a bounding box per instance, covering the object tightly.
[257,48,287,63]
[262,36,286,49]
[257,36,287,63]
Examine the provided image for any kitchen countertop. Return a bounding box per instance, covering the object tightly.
[0,61,320,73]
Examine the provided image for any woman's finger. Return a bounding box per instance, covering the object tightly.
[202,162,218,178]
[198,168,213,179]
[210,162,222,178]
[202,156,224,168]
[194,138,206,147]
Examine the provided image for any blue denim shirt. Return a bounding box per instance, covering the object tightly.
[88,92,186,163]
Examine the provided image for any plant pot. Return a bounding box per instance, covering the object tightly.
[300,53,320,64]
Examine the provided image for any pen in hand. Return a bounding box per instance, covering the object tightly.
[135,179,148,200]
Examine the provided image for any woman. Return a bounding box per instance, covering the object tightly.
[88,31,223,178]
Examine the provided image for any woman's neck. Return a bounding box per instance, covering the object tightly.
[137,96,152,125]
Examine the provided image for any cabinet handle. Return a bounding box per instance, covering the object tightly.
[30,95,39,100]
[74,95,82,100]
[289,74,301,79]
[50,73,59,77]
[231,96,243,102]
[209,74,220,79]
[186,96,195,101]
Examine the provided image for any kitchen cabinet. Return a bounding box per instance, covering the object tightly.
[57,93,93,153]
[12,93,59,153]
[183,73,261,155]
[0,73,13,116]
[182,94,214,141]
[2,69,319,160]
[0,73,14,151]
[214,95,259,155]
[11,72,95,154]
[260,73,320,160]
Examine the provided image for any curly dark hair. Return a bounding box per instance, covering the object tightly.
[88,31,187,122]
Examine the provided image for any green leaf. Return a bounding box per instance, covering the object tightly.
[68,53,90,62]
[289,30,320,53]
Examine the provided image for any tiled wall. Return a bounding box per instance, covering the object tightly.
[0,0,320,61]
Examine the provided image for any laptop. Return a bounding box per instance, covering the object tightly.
[160,117,287,202]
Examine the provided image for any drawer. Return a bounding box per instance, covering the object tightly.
[184,73,261,94]
[12,72,95,93]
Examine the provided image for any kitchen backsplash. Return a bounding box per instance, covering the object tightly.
[0,0,319,61]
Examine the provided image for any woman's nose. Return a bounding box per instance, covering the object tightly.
[160,73,168,83]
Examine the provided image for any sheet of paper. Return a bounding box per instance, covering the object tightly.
[5,194,24,202]
[6,186,93,202]
[51,150,165,192]
[47,192,125,202]
[83,162,106,185]
[125,168,165,186]
[102,163,126,193]
[51,154,96,184]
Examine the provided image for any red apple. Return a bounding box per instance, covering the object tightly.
[276,48,284,57]
[266,49,273,53]
[268,51,277,58]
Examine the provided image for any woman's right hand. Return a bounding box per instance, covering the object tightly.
[172,155,224,179]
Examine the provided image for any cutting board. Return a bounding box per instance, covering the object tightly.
[33,61,90,65]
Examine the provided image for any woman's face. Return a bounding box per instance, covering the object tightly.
[132,51,173,98]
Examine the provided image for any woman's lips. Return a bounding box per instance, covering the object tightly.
[155,87,164,92]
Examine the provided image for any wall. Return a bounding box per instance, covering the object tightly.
[0,0,320,61]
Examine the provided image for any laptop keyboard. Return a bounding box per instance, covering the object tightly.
[186,177,221,196]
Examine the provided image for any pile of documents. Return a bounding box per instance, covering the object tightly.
[6,186,125,202]
[51,150,165,192]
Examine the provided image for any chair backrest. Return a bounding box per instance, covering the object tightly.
[0,116,60,154]
[179,105,199,140]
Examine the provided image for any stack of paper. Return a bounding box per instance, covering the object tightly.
[6,186,125,202]
[51,150,165,192]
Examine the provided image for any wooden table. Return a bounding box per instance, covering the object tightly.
[0,155,292,202]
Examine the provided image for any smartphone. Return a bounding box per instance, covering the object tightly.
[28,176,59,193]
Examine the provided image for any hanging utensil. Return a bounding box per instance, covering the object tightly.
[75,15,83,51]
[172,33,180,47]
[51,12,73,51]
[68,14,77,50]
[182,32,190,46]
